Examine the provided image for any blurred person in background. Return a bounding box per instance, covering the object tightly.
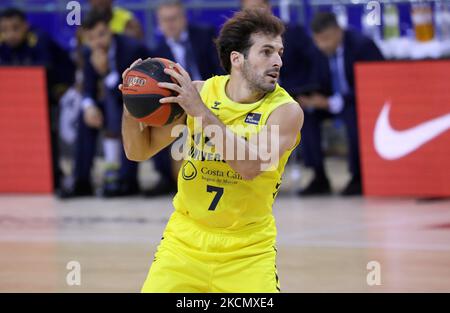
[89,0,143,40]
[298,12,383,196]
[144,0,222,197]
[240,0,316,97]
[240,0,316,187]
[0,7,75,192]
[58,10,150,198]
[59,1,146,197]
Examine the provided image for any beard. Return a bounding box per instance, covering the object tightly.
[242,59,277,94]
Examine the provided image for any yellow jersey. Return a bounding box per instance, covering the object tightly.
[172,75,300,231]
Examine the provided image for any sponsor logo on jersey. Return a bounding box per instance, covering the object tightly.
[182,161,197,180]
[245,113,262,125]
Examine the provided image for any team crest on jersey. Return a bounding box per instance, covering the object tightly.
[244,112,262,125]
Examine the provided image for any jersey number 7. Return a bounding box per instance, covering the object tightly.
[207,185,224,211]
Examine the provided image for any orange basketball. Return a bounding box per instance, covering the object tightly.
[121,58,184,127]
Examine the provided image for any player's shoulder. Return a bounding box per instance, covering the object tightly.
[267,101,303,133]
[272,100,302,118]
[265,85,302,123]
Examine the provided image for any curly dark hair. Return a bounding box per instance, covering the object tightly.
[215,8,285,73]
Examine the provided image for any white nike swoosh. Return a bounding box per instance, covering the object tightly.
[374,102,450,160]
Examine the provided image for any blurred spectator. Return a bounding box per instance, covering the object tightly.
[240,0,316,186]
[58,29,85,158]
[298,12,384,196]
[145,0,222,197]
[0,7,75,191]
[59,0,146,193]
[89,0,143,40]
[240,0,316,96]
[58,10,150,198]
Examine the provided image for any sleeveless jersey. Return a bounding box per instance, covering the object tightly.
[173,75,300,230]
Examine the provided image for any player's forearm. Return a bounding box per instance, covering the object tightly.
[121,110,152,162]
[198,109,266,180]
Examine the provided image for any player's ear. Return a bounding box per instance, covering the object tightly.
[230,51,243,69]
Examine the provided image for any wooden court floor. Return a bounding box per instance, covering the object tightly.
[0,193,449,293]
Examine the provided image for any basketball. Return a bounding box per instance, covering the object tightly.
[121,58,184,127]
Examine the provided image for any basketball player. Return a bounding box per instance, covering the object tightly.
[121,8,303,292]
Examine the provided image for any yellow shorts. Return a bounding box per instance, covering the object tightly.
[141,211,280,293]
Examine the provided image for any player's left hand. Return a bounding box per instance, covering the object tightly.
[158,63,207,117]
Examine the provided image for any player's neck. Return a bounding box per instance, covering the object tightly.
[226,74,265,104]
